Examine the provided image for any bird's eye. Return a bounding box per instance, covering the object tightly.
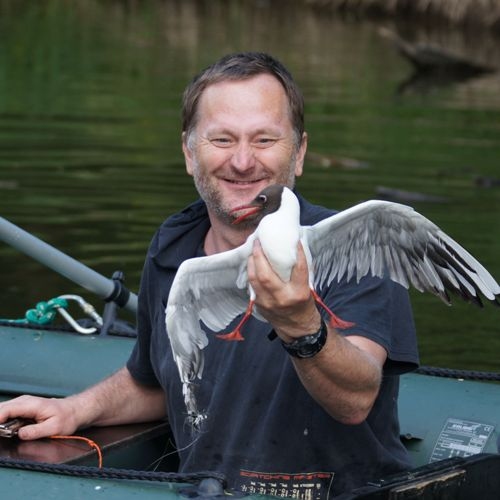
[258,194,267,203]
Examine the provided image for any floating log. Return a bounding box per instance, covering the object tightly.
[376,186,449,204]
[378,28,496,76]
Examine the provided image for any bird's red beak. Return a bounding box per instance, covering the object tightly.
[230,203,261,225]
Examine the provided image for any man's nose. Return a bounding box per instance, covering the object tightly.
[231,142,256,171]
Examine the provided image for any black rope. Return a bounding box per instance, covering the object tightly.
[0,457,227,488]
[416,365,500,382]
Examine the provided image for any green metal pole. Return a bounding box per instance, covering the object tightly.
[0,217,137,314]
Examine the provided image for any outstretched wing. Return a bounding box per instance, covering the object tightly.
[165,238,253,387]
[303,200,500,306]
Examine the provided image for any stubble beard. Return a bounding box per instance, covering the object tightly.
[190,153,297,231]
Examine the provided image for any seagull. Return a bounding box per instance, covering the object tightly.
[165,185,500,426]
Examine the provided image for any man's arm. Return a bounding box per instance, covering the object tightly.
[288,332,386,424]
[247,241,387,425]
[0,367,166,440]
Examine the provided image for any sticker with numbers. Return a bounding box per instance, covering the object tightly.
[236,470,334,500]
[430,417,494,463]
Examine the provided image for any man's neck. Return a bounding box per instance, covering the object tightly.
[203,215,254,255]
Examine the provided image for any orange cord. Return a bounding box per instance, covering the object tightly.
[50,435,103,468]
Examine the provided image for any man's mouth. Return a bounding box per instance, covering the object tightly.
[224,179,265,185]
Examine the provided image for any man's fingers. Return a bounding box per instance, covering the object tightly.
[17,419,55,441]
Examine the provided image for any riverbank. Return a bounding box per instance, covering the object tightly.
[306,0,500,32]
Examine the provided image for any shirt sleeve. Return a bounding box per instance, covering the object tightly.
[322,274,419,374]
[126,256,162,387]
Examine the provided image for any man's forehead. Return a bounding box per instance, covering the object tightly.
[196,75,291,124]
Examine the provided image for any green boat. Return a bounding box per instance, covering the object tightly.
[1,217,499,499]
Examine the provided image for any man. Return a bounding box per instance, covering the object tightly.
[0,52,418,497]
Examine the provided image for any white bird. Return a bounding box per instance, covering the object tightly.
[165,185,500,426]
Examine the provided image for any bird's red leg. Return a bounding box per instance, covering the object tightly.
[310,289,355,329]
[216,300,255,341]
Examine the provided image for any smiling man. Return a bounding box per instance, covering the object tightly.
[0,53,419,498]
[182,64,307,250]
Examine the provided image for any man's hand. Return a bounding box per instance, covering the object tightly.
[0,395,80,440]
[247,240,322,343]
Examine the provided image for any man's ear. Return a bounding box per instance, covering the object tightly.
[182,132,194,176]
[294,132,308,178]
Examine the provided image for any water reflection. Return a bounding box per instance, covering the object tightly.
[0,0,499,370]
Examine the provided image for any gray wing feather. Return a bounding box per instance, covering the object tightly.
[304,200,500,306]
[165,239,254,421]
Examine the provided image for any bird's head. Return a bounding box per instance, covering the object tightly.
[231,184,286,225]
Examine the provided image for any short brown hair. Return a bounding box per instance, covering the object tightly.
[182,52,304,147]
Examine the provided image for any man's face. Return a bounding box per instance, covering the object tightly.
[183,74,307,227]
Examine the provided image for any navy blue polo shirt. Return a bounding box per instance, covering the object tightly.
[127,193,419,498]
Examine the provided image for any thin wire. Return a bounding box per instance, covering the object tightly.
[148,433,202,471]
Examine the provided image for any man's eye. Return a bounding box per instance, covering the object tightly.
[254,138,276,147]
[211,138,232,146]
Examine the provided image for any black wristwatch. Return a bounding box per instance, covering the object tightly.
[281,318,328,359]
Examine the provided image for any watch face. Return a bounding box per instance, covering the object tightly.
[281,320,327,358]
[297,343,319,357]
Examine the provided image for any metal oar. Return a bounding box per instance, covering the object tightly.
[0,217,137,314]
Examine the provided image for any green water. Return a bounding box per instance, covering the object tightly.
[0,0,499,370]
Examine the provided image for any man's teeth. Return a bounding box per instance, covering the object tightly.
[227,180,261,184]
